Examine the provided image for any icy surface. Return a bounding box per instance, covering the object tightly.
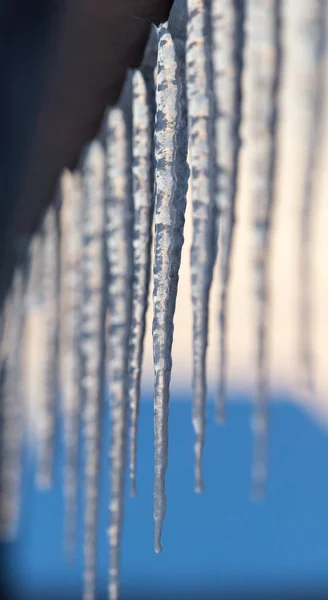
[128,31,157,498]
[246,0,281,498]
[105,103,134,600]
[36,205,60,489]
[0,270,25,539]
[187,0,217,493]
[212,0,245,422]
[152,1,189,553]
[0,3,327,600]
[80,142,106,600]
[60,172,84,554]
[297,1,327,396]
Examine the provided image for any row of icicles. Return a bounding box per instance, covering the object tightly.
[0,1,327,599]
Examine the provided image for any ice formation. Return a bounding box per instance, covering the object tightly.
[186,0,217,494]
[297,0,327,396]
[105,100,134,600]
[246,0,281,498]
[36,203,61,489]
[152,0,189,553]
[0,269,26,539]
[128,30,158,498]
[80,141,107,600]
[212,0,244,422]
[60,171,83,554]
[0,1,327,599]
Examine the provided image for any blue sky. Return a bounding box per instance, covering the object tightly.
[2,394,328,599]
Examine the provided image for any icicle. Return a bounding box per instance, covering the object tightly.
[80,142,106,600]
[186,0,217,493]
[60,171,83,556]
[247,0,281,498]
[25,232,44,311]
[0,269,26,539]
[298,1,327,396]
[128,29,158,498]
[153,1,189,553]
[0,293,15,538]
[25,227,48,488]
[105,99,134,600]
[212,0,245,422]
[27,227,47,486]
[35,203,60,489]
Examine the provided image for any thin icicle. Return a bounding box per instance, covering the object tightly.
[247,0,281,498]
[153,1,189,553]
[212,0,245,422]
[60,171,83,556]
[298,1,327,396]
[105,101,134,600]
[0,292,15,538]
[35,204,60,489]
[128,30,158,498]
[28,227,48,486]
[186,0,217,493]
[25,232,44,311]
[80,142,106,600]
[0,269,26,539]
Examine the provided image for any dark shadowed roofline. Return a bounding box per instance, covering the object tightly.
[0,0,173,309]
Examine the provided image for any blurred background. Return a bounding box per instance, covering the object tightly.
[2,2,328,599]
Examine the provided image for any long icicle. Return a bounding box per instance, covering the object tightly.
[105,100,134,600]
[128,30,158,498]
[25,233,44,312]
[247,0,281,499]
[60,171,83,556]
[212,0,245,422]
[80,142,106,600]
[298,0,327,397]
[35,202,60,489]
[26,229,48,486]
[153,0,189,554]
[0,269,26,539]
[186,0,217,494]
[0,293,12,537]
